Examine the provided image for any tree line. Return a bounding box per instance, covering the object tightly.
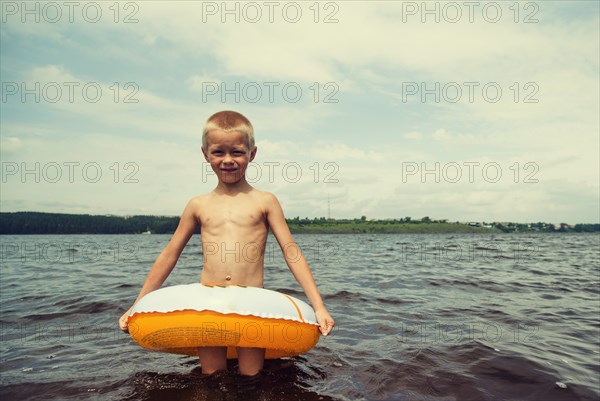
[0,212,181,234]
[0,212,598,234]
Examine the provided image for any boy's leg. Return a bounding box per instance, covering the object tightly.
[236,347,265,376]
[197,347,227,375]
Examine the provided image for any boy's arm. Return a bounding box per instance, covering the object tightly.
[265,193,335,336]
[118,198,200,332]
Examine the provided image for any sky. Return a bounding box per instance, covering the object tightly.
[1,1,599,224]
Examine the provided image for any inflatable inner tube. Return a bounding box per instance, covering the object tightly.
[128,284,321,359]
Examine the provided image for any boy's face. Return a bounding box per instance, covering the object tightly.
[202,130,257,185]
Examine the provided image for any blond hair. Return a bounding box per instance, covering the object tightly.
[202,110,255,150]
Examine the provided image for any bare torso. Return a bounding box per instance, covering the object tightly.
[194,189,268,287]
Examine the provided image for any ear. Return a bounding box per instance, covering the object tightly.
[249,146,257,162]
[201,146,209,162]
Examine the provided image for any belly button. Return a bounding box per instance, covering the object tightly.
[225,275,231,281]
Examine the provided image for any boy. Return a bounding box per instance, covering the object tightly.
[119,110,335,377]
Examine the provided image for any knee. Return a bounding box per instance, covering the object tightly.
[202,366,225,375]
[236,347,265,376]
[198,346,227,375]
[238,365,262,377]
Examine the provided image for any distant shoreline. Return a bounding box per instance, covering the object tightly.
[1,212,598,234]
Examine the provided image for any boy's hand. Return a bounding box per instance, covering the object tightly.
[315,308,335,336]
[119,308,132,333]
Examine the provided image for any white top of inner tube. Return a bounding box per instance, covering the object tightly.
[130,284,318,325]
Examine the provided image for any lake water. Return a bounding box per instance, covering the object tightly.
[0,233,598,401]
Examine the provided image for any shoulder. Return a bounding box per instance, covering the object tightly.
[252,190,285,217]
[182,194,212,216]
[187,194,209,207]
[252,189,279,205]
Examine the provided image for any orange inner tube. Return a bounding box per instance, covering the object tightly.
[128,309,321,359]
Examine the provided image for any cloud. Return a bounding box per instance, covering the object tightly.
[15,64,204,139]
[403,131,423,140]
[432,129,452,142]
[311,143,384,161]
[1,2,598,221]
[188,74,222,92]
[0,136,24,155]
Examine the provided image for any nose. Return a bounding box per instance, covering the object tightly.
[223,153,234,164]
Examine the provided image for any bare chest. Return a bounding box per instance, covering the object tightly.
[201,199,265,228]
